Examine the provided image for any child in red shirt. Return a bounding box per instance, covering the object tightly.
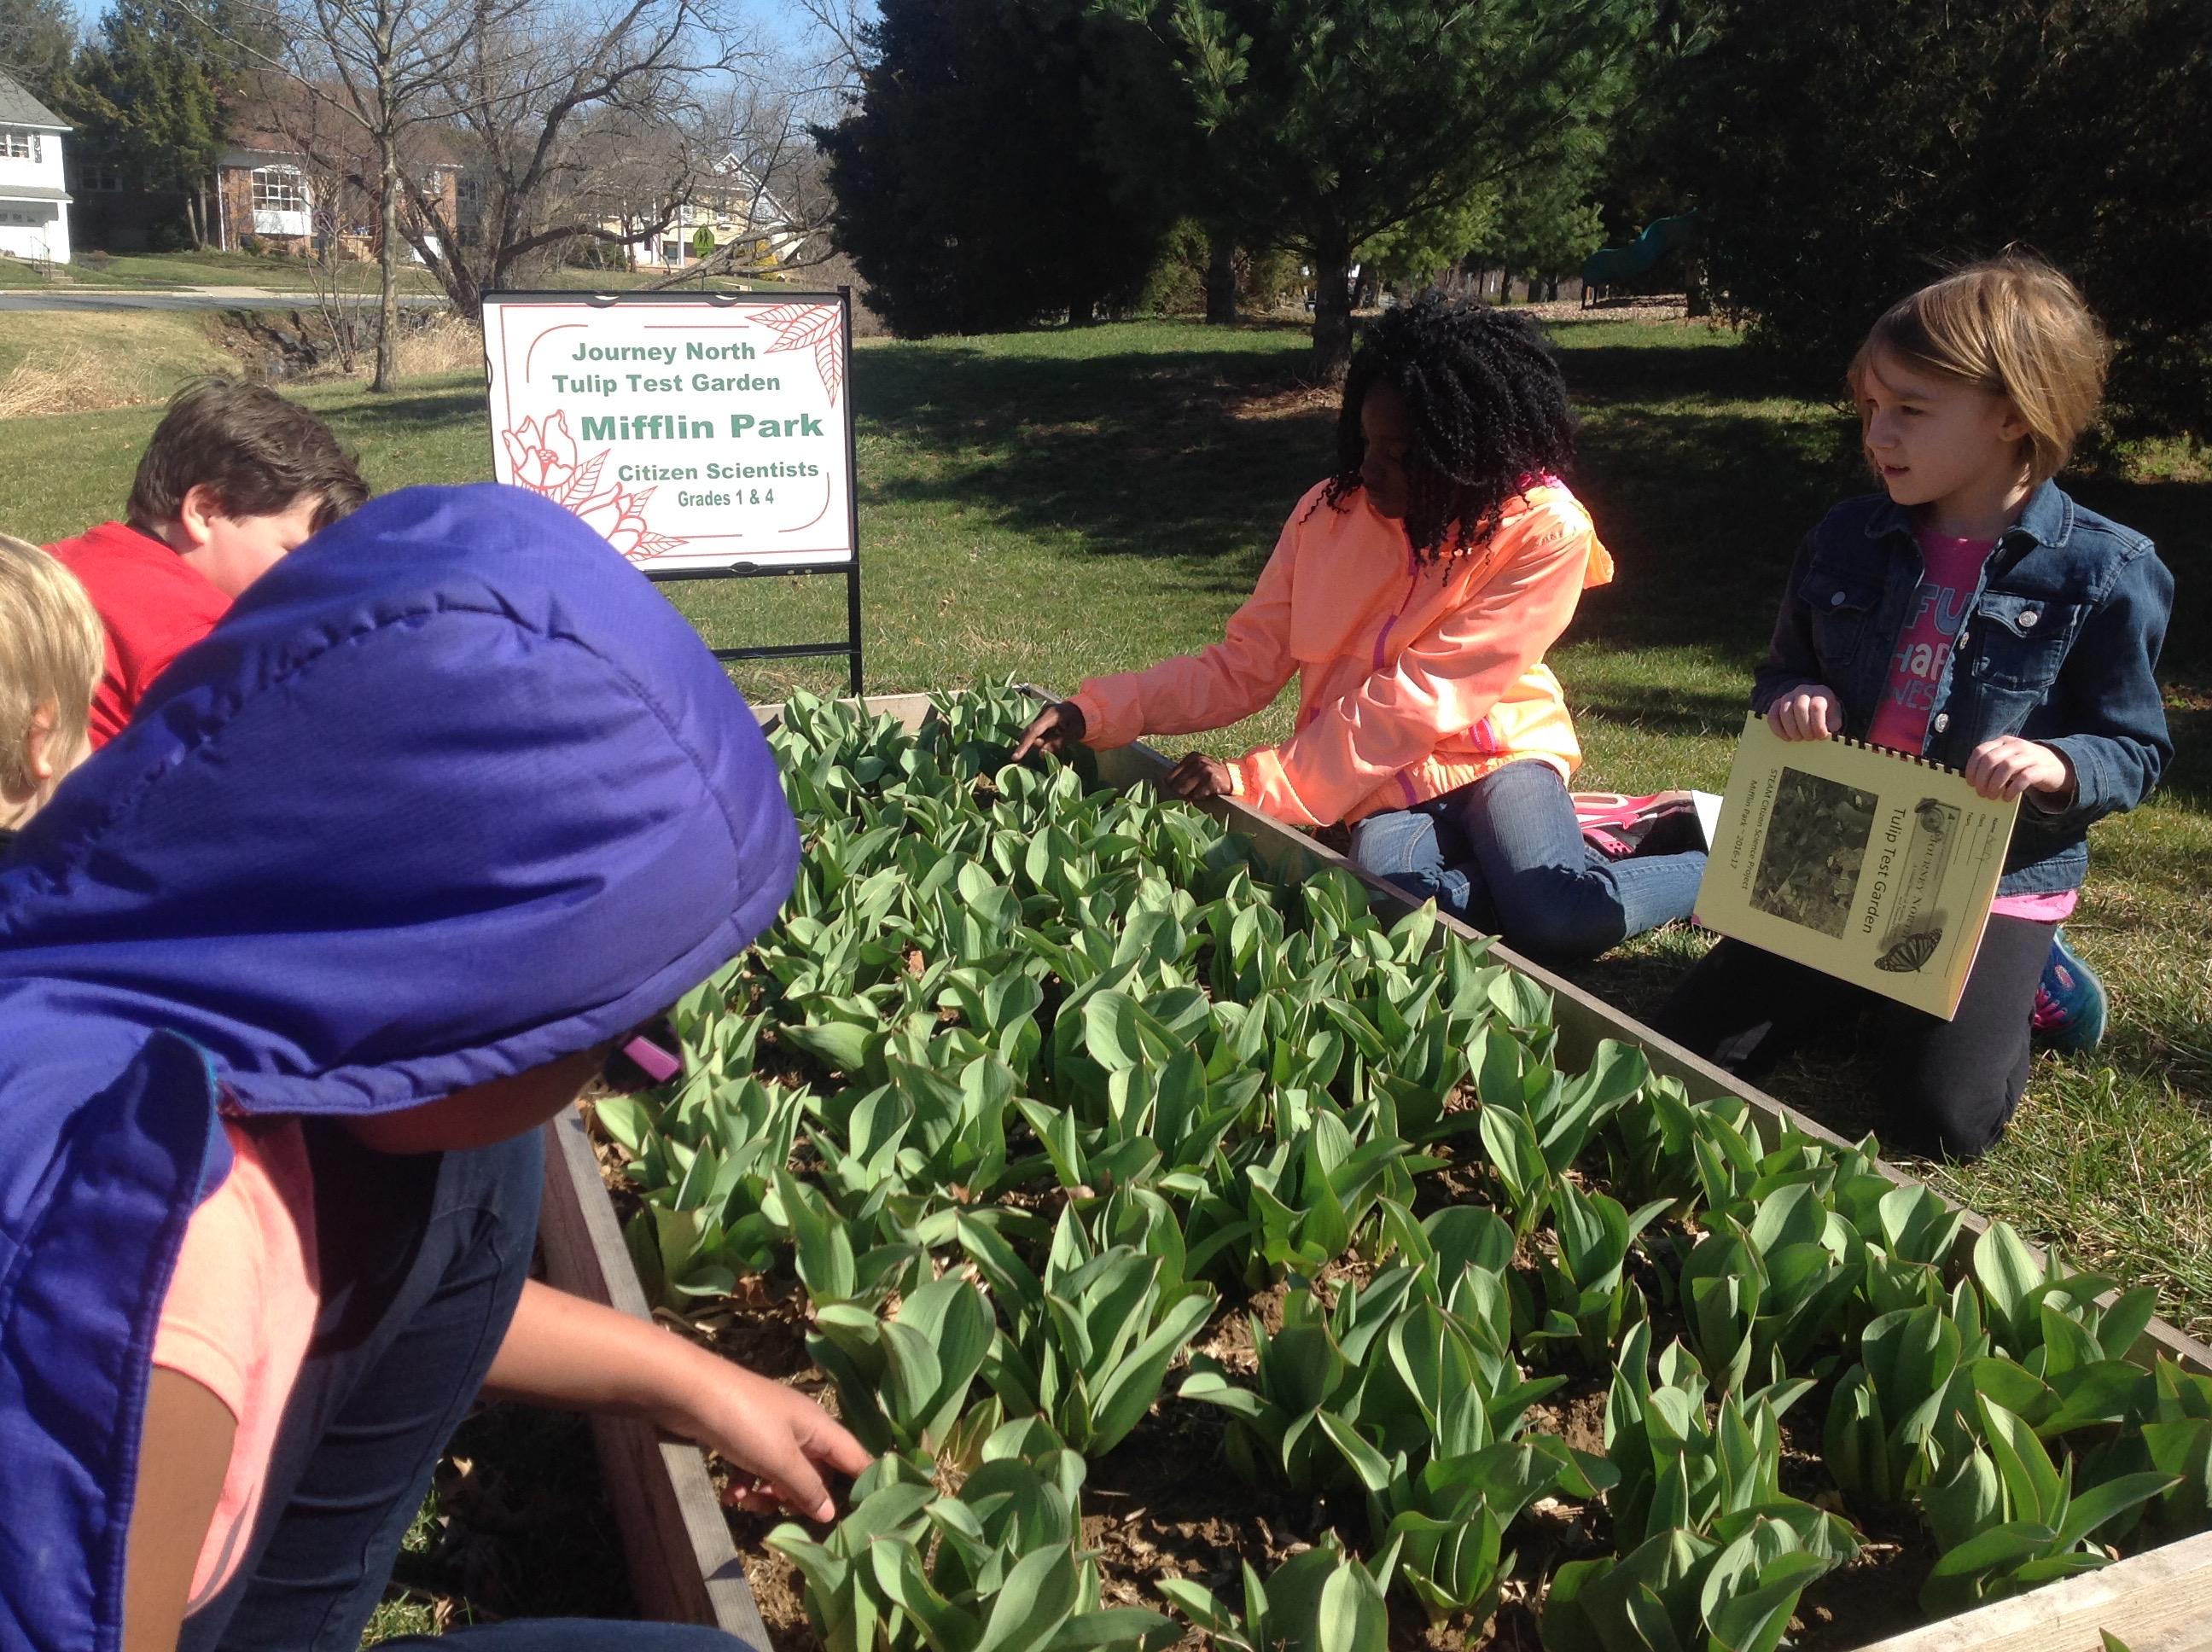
[47,378,368,745]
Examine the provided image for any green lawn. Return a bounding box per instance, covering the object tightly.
[3,313,2204,1624]
[1,248,446,292]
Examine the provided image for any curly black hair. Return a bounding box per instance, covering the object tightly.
[1316,292,1577,562]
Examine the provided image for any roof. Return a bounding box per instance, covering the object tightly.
[225,84,460,170]
[0,183,72,203]
[0,72,71,133]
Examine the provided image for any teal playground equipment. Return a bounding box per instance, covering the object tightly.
[1581,213,1697,305]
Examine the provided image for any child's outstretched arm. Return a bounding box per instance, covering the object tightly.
[485,1279,871,1521]
[1056,521,1299,751]
[1235,501,1591,829]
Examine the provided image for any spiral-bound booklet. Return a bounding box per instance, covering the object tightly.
[1692,714,2020,1019]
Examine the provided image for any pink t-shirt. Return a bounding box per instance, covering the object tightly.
[152,1114,321,1612]
[1869,526,2075,922]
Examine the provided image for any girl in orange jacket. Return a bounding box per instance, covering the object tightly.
[1015,294,1705,966]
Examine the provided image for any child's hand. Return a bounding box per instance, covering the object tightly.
[1965,736,2075,805]
[1767,685,1842,741]
[666,1357,873,1522]
[1164,752,1233,800]
[1012,701,1086,760]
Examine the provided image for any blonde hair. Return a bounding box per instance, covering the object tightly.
[0,533,105,797]
[1849,255,2110,486]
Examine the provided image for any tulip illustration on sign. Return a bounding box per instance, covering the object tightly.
[574,484,682,561]
[500,410,681,560]
[502,411,602,506]
[754,303,844,405]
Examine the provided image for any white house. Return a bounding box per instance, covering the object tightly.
[609,158,806,272]
[0,72,72,266]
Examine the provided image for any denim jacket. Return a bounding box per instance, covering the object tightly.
[1752,480,2174,897]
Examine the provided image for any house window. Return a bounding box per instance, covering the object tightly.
[0,131,43,162]
[83,161,124,193]
[251,166,307,211]
[661,239,682,265]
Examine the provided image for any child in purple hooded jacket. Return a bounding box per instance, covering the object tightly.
[0,485,860,1651]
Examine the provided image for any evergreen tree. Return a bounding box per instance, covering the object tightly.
[1659,0,2212,437]
[1470,125,1610,300]
[1099,0,1649,378]
[814,0,1170,337]
[72,0,246,247]
[0,0,78,112]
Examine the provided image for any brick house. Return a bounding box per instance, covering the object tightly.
[215,94,462,263]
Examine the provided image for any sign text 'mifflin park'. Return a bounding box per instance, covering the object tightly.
[482,292,856,573]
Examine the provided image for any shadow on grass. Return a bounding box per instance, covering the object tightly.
[850,340,1330,600]
[317,387,493,439]
[843,329,1887,651]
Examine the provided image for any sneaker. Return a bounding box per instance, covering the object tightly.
[2032,928,2107,1055]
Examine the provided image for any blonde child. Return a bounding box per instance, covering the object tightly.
[1658,257,2174,1159]
[0,531,104,848]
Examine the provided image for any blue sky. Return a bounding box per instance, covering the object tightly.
[67,0,818,46]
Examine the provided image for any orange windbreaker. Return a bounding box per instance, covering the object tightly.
[1071,478,1613,829]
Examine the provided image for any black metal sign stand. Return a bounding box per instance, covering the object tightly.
[644,554,864,696]
[485,286,864,697]
[646,288,863,696]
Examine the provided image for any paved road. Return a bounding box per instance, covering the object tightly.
[0,287,443,311]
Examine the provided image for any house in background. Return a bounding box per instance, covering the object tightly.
[215,95,462,262]
[602,157,804,273]
[0,70,73,266]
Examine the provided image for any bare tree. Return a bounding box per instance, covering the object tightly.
[637,73,839,290]
[214,0,523,390]
[789,0,870,105]
[395,0,756,315]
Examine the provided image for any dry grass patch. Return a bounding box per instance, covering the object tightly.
[0,311,236,416]
[373,313,486,382]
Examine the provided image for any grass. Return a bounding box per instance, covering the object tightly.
[2,311,2204,1622]
[0,311,237,417]
[0,249,805,294]
[0,248,445,293]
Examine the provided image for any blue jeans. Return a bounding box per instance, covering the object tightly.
[178,1125,754,1652]
[1351,760,1706,966]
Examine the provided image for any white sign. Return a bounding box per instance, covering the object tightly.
[483,291,854,571]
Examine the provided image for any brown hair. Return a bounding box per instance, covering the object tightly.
[126,377,370,535]
[1848,255,2110,487]
[0,532,104,796]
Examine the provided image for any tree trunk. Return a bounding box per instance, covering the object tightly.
[1310,230,1355,384]
[373,132,401,393]
[183,192,202,251]
[1067,291,1094,327]
[1202,231,1237,325]
[1685,257,1711,317]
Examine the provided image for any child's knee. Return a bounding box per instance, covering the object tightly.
[1490,875,1625,966]
[1888,1059,2022,1161]
[1350,809,1437,880]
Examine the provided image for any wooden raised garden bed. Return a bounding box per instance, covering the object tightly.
[538,689,2212,1652]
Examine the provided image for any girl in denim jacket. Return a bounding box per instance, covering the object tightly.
[1659,257,2173,1160]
